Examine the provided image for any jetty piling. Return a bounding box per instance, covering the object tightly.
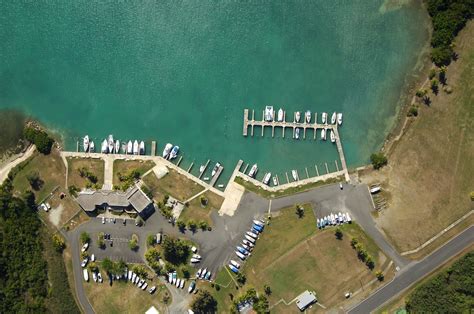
[187,161,194,173]
[325,162,329,174]
[151,141,156,156]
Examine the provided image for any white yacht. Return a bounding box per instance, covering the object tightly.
[265,106,274,122]
[295,111,301,123]
[169,146,179,159]
[162,143,173,158]
[139,141,145,155]
[277,108,284,122]
[292,170,298,181]
[322,112,327,124]
[295,128,300,139]
[83,135,89,152]
[272,176,278,186]
[248,164,258,178]
[127,140,133,154]
[101,139,108,153]
[133,140,139,155]
[337,113,343,125]
[305,110,311,123]
[199,165,206,173]
[262,172,271,185]
[331,112,337,124]
[321,128,327,140]
[211,162,221,176]
[115,140,120,154]
[330,129,336,143]
[89,141,95,153]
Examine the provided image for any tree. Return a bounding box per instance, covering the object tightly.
[145,248,161,264]
[295,204,304,218]
[370,152,388,170]
[407,106,419,117]
[129,234,139,251]
[97,232,105,249]
[147,234,156,246]
[236,272,246,285]
[191,290,218,314]
[52,234,66,252]
[431,79,439,94]
[376,271,384,281]
[200,196,208,206]
[366,255,375,270]
[132,265,148,278]
[80,232,90,244]
[162,237,190,265]
[351,237,359,248]
[27,171,43,190]
[199,220,209,231]
[182,267,190,279]
[264,284,272,296]
[68,185,79,197]
[335,228,343,240]
[428,68,437,79]
[177,220,186,232]
[188,220,197,233]
[101,258,114,274]
[253,295,269,314]
[23,190,36,210]
[23,127,53,154]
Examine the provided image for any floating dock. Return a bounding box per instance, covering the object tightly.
[210,165,224,187]
[151,141,156,156]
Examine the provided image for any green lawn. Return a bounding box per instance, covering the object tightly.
[67,157,104,189]
[179,191,224,225]
[142,169,204,202]
[113,159,155,185]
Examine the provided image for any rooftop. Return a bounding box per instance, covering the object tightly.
[296,290,317,311]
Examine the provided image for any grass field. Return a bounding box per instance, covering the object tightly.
[142,169,204,202]
[84,271,169,314]
[11,149,65,201]
[67,157,104,189]
[113,160,155,185]
[361,22,474,253]
[203,204,387,312]
[179,191,224,225]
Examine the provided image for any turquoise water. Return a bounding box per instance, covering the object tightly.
[0,1,428,186]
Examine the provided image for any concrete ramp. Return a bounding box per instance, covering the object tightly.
[219,181,245,216]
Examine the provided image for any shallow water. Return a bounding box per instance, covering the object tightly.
[0,1,429,186]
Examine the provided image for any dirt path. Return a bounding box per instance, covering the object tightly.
[0,145,35,184]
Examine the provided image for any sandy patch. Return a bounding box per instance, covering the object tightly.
[49,203,64,227]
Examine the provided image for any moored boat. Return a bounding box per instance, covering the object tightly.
[305,110,311,123]
[330,129,336,143]
[115,140,120,154]
[292,169,298,181]
[295,128,300,139]
[211,162,221,176]
[331,112,337,124]
[248,164,258,178]
[89,141,95,153]
[199,165,205,173]
[262,172,271,185]
[337,113,343,125]
[272,176,278,186]
[265,106,274,121]
[83,135,89,152]
[295,111,301,122]
[162,143,173,158]
[139,141,145,155]
[108,135,114,153]
[169,146,179,159]
[133,140,139,155]
[277,108,284,122]
[101,139,108,153]
[321,128,327,140]
[127,141,133,154]
[322,112,327,124]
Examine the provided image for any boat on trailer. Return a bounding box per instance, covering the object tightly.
[83,135,89,152]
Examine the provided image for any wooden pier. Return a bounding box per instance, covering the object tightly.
[151,141,156,156]
[210,165,224,187]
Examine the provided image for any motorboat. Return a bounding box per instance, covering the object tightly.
[305,110,311,123]
[337,113,343,125]
[331,112,337,124]
[83,269,89,282]
[162,143,173,158]
[133,140,139,155]
[330,129,336,143]
[175,278,180,287]
[229,264,239,273]
[262,172,271,185]
[192,254,201,259]
[196,269,202,278]
[246,231,258,239]
[248,164,258,178]
[317,218,320,229]
[204,271,211,281]
[115,140,120,154]
[244,234,256,243]
[142,282,148,290]
[295,111,301,122]
[108,135,115,153]
[199,165,206,173]
[203,177,209,181]
[126,141,132,154]
[321,128,327,140]
[242,239,254,248]
[89,141,95,153]
[277,108,284,122]
[322,112,327,124]
[188,281,196,293]
[211,162,221,176]
[101,139,108,153]
[169,146,179,159]
[230,260,241,268]
[235,251,246,260]
[180,280,185,289]
[83,135,89,152]
[253,220,264,227]
[295,128,300,139]
[272,176,278,186]
[139,141,145,155]
[190,258,200,263]
[292,170,298,181]
[265,106,274,122]
[200,269,207,279]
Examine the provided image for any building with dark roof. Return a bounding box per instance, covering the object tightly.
[76,185,154,219]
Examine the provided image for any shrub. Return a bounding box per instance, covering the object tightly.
[80,232,90,244]
[431,79,439,94]
[370,153,388,170]
[24,127,54,154]
[177,220,186,232]
[200,196,208,206]
[376,271,384,281]
[187,220,197,233]
[132,265,148,278]
[264,285,272,295]
[147,234,156,246]
[27,171,43,190]
[68,185,79,197]
[429,68,437,79]
[52,234,66,252]
[335,228,343,240]
[129,234,139,251]
[97,233,105,249]
[295,204,304,218]
[162,237,190,265]
[407,106,419,117]
[199,220,209,231]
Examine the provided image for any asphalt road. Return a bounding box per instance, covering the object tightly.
[348,225,474,314]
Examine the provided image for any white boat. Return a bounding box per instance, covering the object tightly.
[101,139,108,153]
[133,140,139,155]
[322,112,327,124]
[230,260,241,268]
[168,273,173,283]
[295,128,300,139]
[200,269,207,279]
[162,143,173,158]
[346,213,352,223]
[295,111,301,122]
[305,111,311,123]
[180,280,185,289]
[203,177,209,181]
[292,170,298,181]
[331,112,337,124]
[108,135,115,153]
[92,272,98,282]
[188,281,196,293]
[97,272,103,283]
[211,163,221,176]
[199,165,205,173]
[190,258,200,263]
[192,254,201,259]
[236,251,246,260]
[277,108,284,122]
[139,141,145,155]
[169,146,179,159]
[218,184,224,188]
[337,113,343,125]
[127,141,133,154]
[321,128,327,140]
[83,269,89,282]
[253,220,264,226]
[175,279,180,287]
[244,235,256,243]
[248,164,258,178]
[115,140,120,154]
[330,129,336,143]
[272,176,278,186]
[83,135,89,152]
[265,106,274,122]
[246,231,258,239]
[89,141,95,153]
[262,172,271,185]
